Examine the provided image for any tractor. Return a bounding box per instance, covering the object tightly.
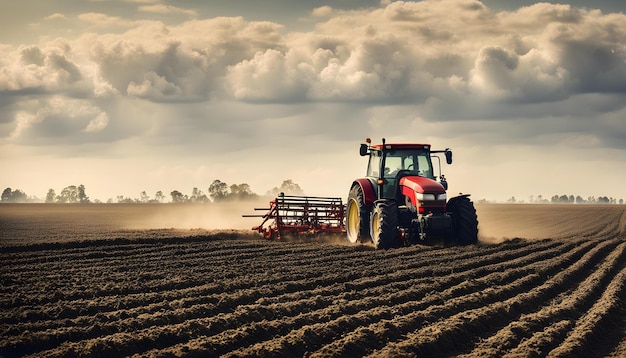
[346,138,478,249]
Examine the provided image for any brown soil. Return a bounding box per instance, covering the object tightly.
[1,203,625,357]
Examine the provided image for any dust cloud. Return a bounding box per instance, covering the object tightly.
[476,204,557,244]
[130,202,602,243]
[128,200,359,246]
[125,199,271,231]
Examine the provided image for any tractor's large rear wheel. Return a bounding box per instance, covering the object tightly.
[446,196,478,246]
[370,200,400,249]
[347,184,372,243]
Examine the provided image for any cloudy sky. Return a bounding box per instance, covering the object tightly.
[1,0,625,203]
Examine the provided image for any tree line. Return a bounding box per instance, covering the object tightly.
[1,179,304,204]
[3,184,624,205]
[507,194,624,205]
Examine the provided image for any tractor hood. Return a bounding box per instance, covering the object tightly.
[399,176,446,194]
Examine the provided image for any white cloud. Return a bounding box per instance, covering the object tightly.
[127,71,183,100]
[226,49,310,101]
[1,0,625,147]
[215,0,626,111]
[312,6,333,18]
[9,111,42,140]
[84,112,109,132]
[0,44,94,95]
[7,97,109,140]
[2,1,625,118]
[44,13,69,22]
[138,5,197,17]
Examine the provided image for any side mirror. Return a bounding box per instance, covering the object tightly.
[440,174,448,190]
[445,149,453,164]
[359,144,368,156]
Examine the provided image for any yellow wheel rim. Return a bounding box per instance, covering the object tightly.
[347,199,359,243]
[371,211,379,240]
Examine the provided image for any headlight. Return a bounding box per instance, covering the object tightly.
[437,194,447,201]
[415,193,436,201]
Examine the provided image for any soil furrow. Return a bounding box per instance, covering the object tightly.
[363,238,618,357]
[0,238,561,341]
[461,241,626,357]
[546,265,626,357]
[2,204,625,357]
[5,239,565,357]
[188,240,595,357]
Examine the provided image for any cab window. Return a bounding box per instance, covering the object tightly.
[417,155,433,178]
[367,151,381,177]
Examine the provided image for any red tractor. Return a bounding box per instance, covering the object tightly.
[346,138,478,249]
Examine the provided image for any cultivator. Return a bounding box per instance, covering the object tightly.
[243,194,345,239]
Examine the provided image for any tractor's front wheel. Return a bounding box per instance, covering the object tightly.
[370,200,400,249]
[347,184,372,243]
[446,196,479,246]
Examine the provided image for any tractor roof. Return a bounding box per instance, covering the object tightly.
[370,143,431,150]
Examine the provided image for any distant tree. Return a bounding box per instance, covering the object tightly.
[598,196,610,204]
[1,188,28,203]
[139,191,150,203]
[57,186,79,203]
[267,179,304,196]
[46,189,56,203]
[209,180,229,201]
[229,183,258,200]
[154,191,165,203]
[620,199,624,205]
[575,195,584,204]
[1,188,12,202]
[78,184,90,204]
[171,190,185,203]
[190,187,209,203]
[507,196,516,203]
[14,190,27,202]
[116,195,134,203]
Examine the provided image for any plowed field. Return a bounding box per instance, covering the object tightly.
[1,203,626,357]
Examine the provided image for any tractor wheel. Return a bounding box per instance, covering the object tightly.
[447,196,478,246]
[370,200,400,249]
[347,184,372,243]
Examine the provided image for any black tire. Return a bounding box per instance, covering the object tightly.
[346,184,372,243]
[446,196,479,246]
[370,200,399,249]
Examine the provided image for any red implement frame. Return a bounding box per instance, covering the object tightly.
[243,195,345,239]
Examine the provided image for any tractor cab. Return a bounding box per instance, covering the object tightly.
[362,140,450,204]
[366,144,435,200]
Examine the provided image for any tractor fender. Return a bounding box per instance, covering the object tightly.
[445,193,472,212]
[401,185,417,207]
[353,178,377,206]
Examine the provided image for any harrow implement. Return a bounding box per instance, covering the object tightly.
[243,194,346,239]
